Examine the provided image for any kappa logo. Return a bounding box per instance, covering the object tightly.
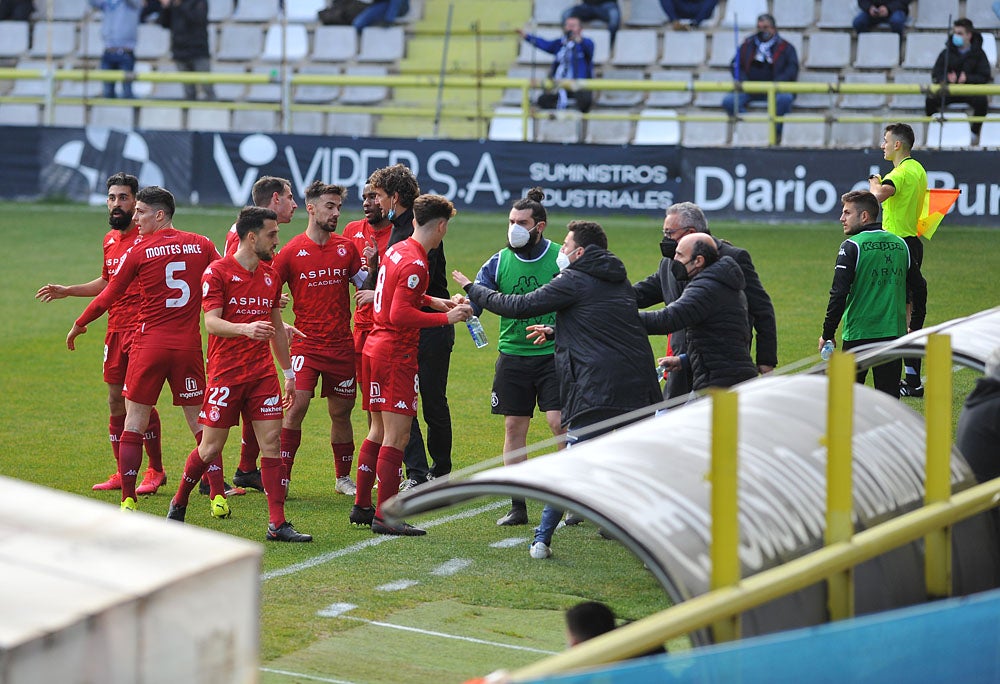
[263,395,281,406]
[352,231,365,239]
[296,249,310,257]
[414,258,425,267]
[395,401,410,410]
[231,274,242,282]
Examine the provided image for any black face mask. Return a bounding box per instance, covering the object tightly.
[757,30,774,42]
[671,258,689,283]
[659,237,677,259]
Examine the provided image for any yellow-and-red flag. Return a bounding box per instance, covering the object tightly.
[916,188,960,240]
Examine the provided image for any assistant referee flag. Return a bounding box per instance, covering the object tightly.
[917,188,960,240]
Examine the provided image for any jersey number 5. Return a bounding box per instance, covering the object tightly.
[165,261,190,308]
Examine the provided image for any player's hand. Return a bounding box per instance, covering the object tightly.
[427,296,456,312]
[362,245,377,263]
[817,336,832,353]
[66,323,86,350]
[283,322,306,340]
[446,303,473,324]
[243,321,275,340]
[526,324,553,345]
[451,293,469,305]
[451,270,472,288]
[657,355,681,372]
[278,292,291,309]
[36,284,68,302]
[757,364,774,375]
[355,289,375,306]
[282,378,295,410]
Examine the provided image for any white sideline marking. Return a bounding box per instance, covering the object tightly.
[490,537,529,549]
[261,501,506,581]
[339,616,558,655]
[430,558,473,576]
[316,603,357,618]
[260,668,358,684]
[377,579,419,592]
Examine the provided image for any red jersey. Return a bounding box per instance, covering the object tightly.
[366,238,449,358]
[224,222,239,256]
[272,231,364,351]
[77,227,220,350]
[201,255,282,385]
[101,226,143,333]
[343,218,393,331]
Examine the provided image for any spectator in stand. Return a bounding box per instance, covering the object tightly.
[925,18,991,144]
[0,0,32,20]
[158,0,216,101]
[658,0,718,30]
[517,16,595,113]
[853,1,910,35]
[89,0,142,99]
[722,13,798,141]
[352,0,409,35]
[561,1,619,45]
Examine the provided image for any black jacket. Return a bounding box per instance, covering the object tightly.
[639,256,758,391]
[158,0,210,61]
[465,245,661,428]
[386,206,449,306]
[931,31,992,86]
[634,238,777,397]
[732,33,798,83]
[858,1,910,15]
[956,375,1000,483]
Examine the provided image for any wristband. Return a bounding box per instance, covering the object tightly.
[283,368,295,380]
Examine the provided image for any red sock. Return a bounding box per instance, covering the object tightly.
[238,419,259,472]
[374,445,404,519]
[354,439,380,508]
[144,408,163,472]
[332,441,354,479]
[109,414,125,465]
[175,448,210,507]
[205,454,226,498]
[261,456,285,527]
[118,430,143,501]
[280,427,302,481]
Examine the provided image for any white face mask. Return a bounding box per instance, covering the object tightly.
[508,222,531,248]
[556,250,571,271]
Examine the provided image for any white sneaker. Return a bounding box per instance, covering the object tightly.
[399,478,421,492]
[335,476,357,496]
[529,541,551,559]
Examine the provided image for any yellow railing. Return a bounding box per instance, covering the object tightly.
[506,334,997,681]
[2,67,999,142]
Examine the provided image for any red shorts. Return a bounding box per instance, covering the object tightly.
[290,343,356,399]
[361,351,418,416]
[123,346,205,406]
[199,375,283,429]
[353,326,372,389]
[102,329,135,385]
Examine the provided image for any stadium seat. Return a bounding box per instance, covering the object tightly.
[902,33,944,70]
[782,32,804,63]
[647,70,692,107]
[138,106,184,131]
[285,0,325,23]
[0,22,30,58]
[246,66,282,103]
[537,112,582,143]
[328,112,375,137]
[59,74,102,98]
[52,104,86,127]
[829,121,877,148]
[707,30,737,68]
[340,65,389,104]
[633,108,681,145]
[487,106,533,141]
[681,120,729,147]
[49,0,88,21]
[130,61,153,98]
[312,25,358,62]
[500,67,542,106]
[626,0,667,27]
[772,0,815,28]
[262,24,309,63]
[982,33,997,67]
[659,31,706,67]
[721,0,767,29]
[0,103,40,125]
[889,71,928,110]
[610,29,658,66]
[150,63,186,100]
[732,120,772,146]
[588,28,611,65]
[357,26,405,62]
[213,62,249,101]
[232,109,278,133]
[692,68,731,107]
[840,73,888,109]
[207,0,233,22]
[10,60,51,96]
[817,0,857,29]
[188,107,231,132]
[90,105,135,129]
[926,115,973,148]
[230,0,278,23]
[216,24,264,62]
[780,117,827,147]
[532,0,575,26]
[29,22,77,59]
[584,118,633,144]
[976,119,1000,148]
[806,33,851,69]
[854,32,900,69]
[967,0,1000,30]
[290,110,325,135]
[134,24,171,61]
[792,71,839,110]
[294,65,340,104]
[914,0,959,29]
[78,21,103,59]
[596,69,645,107]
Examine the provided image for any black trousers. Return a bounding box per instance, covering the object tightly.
[925,95,988,136]
[843,337,902,398]
[403,324,455,480]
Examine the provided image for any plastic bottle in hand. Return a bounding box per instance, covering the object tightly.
[466,315,488,348]
[820,340,835,361]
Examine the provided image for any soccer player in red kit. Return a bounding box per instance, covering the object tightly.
[272,181,368,496]
[350,194,473,535]
[67,186,221,512]
[166,206,311,542]
[37,172,167,494]
[225,176,298,492]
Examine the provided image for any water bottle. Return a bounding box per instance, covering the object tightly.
[820,340,835,361]
[466,315,488,348]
